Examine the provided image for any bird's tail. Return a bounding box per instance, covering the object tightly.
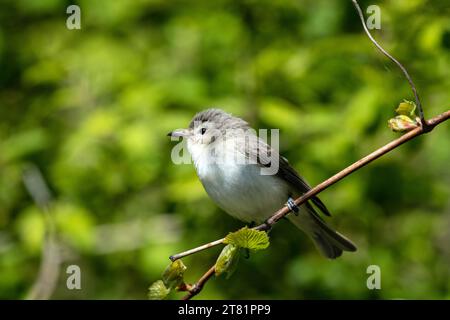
[287,205,357,259]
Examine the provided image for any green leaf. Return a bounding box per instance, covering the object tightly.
[162,260,187,289]
[148,280,170,300]
[215,244,240,279]
[388,115,419,132]
[396,100,416,117]
[223,227,270,250]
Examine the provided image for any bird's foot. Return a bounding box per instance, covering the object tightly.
[287,197,299,216]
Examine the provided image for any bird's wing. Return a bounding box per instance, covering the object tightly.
[235,132,331,217]
[276,155,331,216]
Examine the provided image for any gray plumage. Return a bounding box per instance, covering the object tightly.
[169,108,357,259]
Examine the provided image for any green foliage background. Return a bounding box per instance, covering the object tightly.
[0,0,449,299]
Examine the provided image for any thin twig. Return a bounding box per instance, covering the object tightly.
[351,0,428,129]
[170,239,224,262]
[182,265,216,300]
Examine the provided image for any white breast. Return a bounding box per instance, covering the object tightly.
[188,138,289,223]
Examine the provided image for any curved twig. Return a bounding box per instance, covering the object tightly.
[351,0,428,129]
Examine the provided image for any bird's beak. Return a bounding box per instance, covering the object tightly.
[167,128,190,138]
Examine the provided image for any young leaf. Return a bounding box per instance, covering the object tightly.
[148,280,170,300]
[162,259,187,289]
[388,115,419,132]
[396,100,416,117]
[215,244,240,278]
[223,227,269,250]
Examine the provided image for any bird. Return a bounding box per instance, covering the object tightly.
[168,108,357,259]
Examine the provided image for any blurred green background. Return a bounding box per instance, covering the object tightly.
[0,0,449,299]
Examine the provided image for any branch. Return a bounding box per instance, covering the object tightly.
[182,265,216,300]
[177,110,449,300]
[170,239,223,262]
[170,110,450,262]
[351,0,428,129]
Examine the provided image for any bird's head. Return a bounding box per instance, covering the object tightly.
[168,108,249,147]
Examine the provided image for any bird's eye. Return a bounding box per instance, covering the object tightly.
[200,128,207,135]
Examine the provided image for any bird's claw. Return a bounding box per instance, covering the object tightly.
[287,197,299,216]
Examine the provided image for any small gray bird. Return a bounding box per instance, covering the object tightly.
[168,108,356,259]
